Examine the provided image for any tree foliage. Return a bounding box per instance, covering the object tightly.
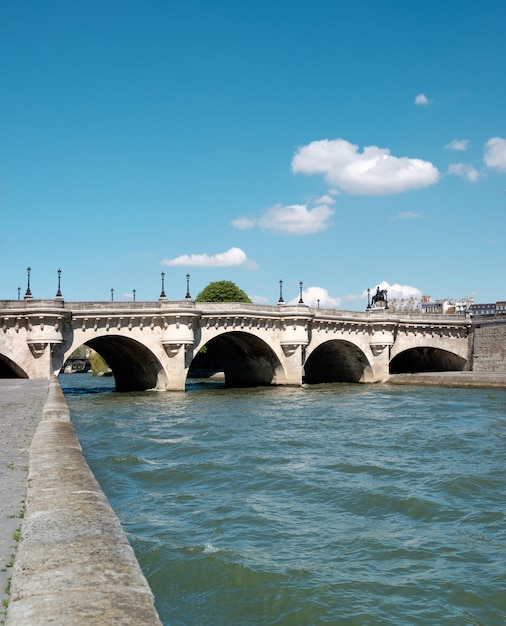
[89,351,111,376]
[195,280,252,303]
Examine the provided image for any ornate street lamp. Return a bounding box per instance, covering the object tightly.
[133,289,136,302]
[298,281,304,304]
[24,266,33,299]
[185,273,191,299]
[159,272,166,300]
[367,288,371,309]
[17,287,20,301]
[278,280,284,304]
[55,268,63,299]
[111,288,114,302]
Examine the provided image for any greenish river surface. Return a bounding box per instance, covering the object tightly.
[60,374,506,625]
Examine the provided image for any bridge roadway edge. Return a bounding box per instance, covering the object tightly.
[5,376,162,626]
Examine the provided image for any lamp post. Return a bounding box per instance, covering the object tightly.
[111,288,114,302]
[24,267,33,299]
[133,289,136,302]
[317,299,320,309]
[367,288,371,309]
[17,287,20,301]
[185,273,191,299]
[298,281,304,304]
[55,268,63,299]
[278,280,284,304]
[159,272,166,300]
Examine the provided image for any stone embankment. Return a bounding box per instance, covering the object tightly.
[388,371,506,388]
[5,377,161,626]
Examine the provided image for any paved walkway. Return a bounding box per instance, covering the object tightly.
[0,380,48,622]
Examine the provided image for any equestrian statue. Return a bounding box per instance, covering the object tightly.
[370,287,388,309]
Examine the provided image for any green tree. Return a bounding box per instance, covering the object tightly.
[70,345,88,359]
[195,280,252,303]
[89,351,111,376]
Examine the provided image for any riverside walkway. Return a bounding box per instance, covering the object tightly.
[0,380,47,623]
[0,378,161,625]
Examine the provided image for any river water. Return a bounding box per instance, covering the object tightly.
[60,374,506,625]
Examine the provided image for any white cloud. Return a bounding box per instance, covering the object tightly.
[484,137,506,172]
[288,286,342,309]
[231,217,256,230]
[291,138,439,195]
[161,247,252,268]
[444,139,470,151]
[447,163,479,182]
[259,203,334,235]
[233,202,335,236]
[314,193,337,205]
[415,93,429,106]
[397,211,420,219]
[251,294,269,304]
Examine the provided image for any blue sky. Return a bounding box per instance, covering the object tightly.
[1,0,505,308]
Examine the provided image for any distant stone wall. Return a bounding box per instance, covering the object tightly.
[470,318,506,372]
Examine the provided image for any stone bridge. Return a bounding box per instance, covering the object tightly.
[0,299,470,391]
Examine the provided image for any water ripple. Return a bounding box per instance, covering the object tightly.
[61,376,506,626]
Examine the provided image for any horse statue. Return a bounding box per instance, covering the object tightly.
[371,287,388,308]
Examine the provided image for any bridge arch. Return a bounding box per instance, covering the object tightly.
[65,335,168,392]
[189,331,284,387]
[390,347,466,374]
[304,339,373,384]
[0,353,28,378]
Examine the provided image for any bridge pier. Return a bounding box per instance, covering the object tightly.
[161,343,192,391]
[276,344,305,386]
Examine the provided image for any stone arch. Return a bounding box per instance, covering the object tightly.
[0,353,28,378]
[189,331,284,387]
[68,335,168,392]
[390,347,466,374]
[304,339,372,384]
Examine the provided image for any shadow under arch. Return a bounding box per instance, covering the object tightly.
[189,331,283,388]
[304,340,372,384]
[84,335,167,392]
[390,347,466,374]
[0,354,28,378]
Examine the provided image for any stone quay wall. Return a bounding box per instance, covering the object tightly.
[469,317,506,372]
[6,377,161,626]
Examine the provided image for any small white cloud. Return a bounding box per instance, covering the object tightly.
[234,202,334,236]
[415,93,429,106]
[397,211,420,219]
[314,193,336,205]
[447,163,479,182]
[288,286,341,309]
[291,138,439,196]
[484,137,506,172]
[444,139,470,151]
[231,217,255,230]
[259,203,334,235]
[258,204,334,235]
[251,294,269,304]
[161,247,251,268]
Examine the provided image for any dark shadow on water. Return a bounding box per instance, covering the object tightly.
[186,378,227,392]
[59,373,116,396]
